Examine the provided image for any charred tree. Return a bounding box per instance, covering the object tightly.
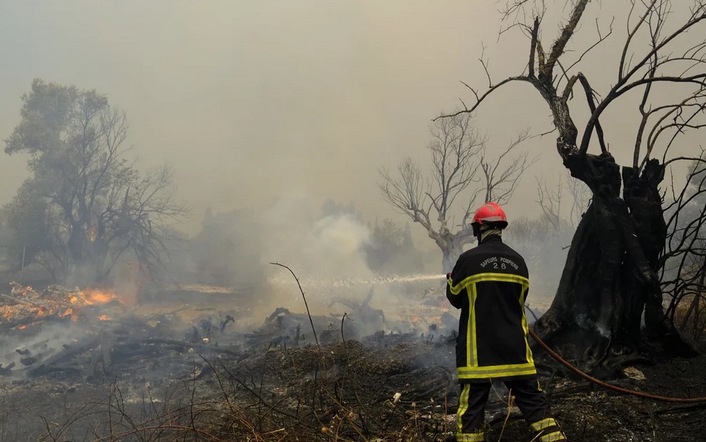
[536,155,693,370]
[446,0,706,372]
[379,114,532,272]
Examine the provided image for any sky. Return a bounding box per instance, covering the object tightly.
[0,1,701,266]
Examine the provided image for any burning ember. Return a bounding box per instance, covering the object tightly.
[0,283,121,328]
[70,288,118,306]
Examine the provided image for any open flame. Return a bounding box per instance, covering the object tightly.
[1,284,121,328]
[71,288,117,306]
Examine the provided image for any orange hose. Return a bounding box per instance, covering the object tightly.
[528,328,706,403]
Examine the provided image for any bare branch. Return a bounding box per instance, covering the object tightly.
[544,0,590,76]
[529,16,539,77]
[562,17,615,76]
[479,128,535,205]
[380,114,533,269]
[435,76,531,121]
[620,0,656,81]
[379,159,432,233]
[580,73,706,155]
[535,177,563,233]
[576,74,608,154]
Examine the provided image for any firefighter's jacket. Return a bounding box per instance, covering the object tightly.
[446,235,536,383]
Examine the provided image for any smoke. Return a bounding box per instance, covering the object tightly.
[301,213,372,276]
[189,190,448,336]
[0,321,94,374]
[258,191,382,317]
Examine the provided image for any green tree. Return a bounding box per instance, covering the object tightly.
[3,79,185,284]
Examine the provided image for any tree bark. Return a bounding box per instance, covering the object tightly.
[441,237,464,273]
[67,220,85,266]
[534,153,696,373]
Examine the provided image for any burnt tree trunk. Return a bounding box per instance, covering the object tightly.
[67,219,85,268]
[441,236,465,274]
[534,153,695,373]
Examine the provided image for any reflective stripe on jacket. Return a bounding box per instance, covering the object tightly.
[446,235,536,382]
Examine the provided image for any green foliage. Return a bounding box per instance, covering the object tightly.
[5,79,81,156]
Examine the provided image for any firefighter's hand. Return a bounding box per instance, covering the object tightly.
[446,273,451,280]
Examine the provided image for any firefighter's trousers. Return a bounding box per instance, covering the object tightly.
[456,378,566,442]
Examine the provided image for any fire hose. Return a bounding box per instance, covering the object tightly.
[527,328,706,403]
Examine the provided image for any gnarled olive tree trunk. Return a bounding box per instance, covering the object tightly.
[441,0,706,373]
[533,154,695,372]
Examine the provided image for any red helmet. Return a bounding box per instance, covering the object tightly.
[472,202,508,228]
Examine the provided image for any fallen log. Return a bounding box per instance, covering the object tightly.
[28,336,101,377]
[0,312,73,330]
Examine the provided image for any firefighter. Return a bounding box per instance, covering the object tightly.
[446,202,567,442]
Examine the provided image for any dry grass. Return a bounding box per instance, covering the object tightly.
[36,345,452,442]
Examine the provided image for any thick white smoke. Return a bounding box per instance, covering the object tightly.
[259,190,376,313]
[254,190,445,335]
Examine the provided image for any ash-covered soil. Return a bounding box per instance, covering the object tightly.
[1,330,705,441]
[491,355,706,442]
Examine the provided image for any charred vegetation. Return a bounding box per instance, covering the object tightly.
[444,0,706,374]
